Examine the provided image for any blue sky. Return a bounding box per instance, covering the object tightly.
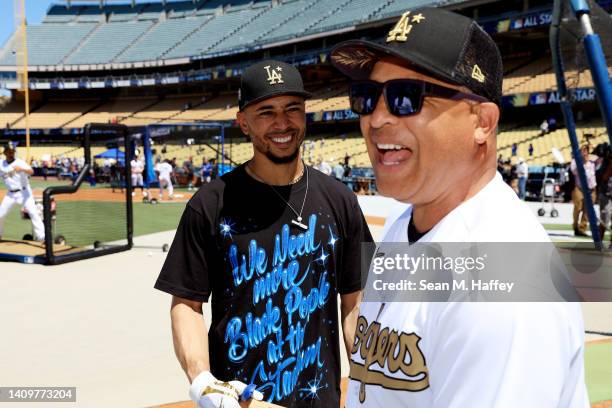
[0,0,56,46]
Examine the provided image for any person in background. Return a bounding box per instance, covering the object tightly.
[516,157,529,200]
[598,150,612,246]
[155,159,174,200]
[528,143,534,157]
[333,161,344,181]
[130,150,145,197]
[0,142,45,241]
[201,157,212,184]
[183,156,195,191]
[316,157,332,176]
[210,158,218,180]
[571,144,597,237]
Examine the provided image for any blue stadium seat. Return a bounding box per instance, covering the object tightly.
[307,0,387,33]
[212,0,304,53]
[374,0,440,20]
[0,24,97,66]
[115,16,212,62]
[65,21,154,65]
[263,0,338,43]
[165,8,262,59]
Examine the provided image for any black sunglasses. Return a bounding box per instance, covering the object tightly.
[349,79,488,117]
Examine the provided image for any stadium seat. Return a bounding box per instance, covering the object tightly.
[115,16,212,62]
[65,21,154,65]
[164,9,263,59]
[0,24,97,66]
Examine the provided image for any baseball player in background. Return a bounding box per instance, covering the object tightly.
[130,149,145,197]
[332,7,588,407]
[155,159,174,200]
[0,142,45,241]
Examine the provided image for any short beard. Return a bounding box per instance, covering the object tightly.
[265,147,300,164]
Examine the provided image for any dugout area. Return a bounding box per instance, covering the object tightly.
[0,123,133,265]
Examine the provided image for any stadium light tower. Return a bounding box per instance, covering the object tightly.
[13,0,30,160]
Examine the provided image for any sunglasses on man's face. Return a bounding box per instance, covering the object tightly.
[349,79,488,117]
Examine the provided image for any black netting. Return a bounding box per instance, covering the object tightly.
[559,0,612,90]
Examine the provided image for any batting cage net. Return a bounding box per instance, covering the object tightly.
[555,0,611,144]
[558,0,612,89]
[42,124,133,264]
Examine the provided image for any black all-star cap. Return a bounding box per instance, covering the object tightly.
[330,7,503,105]
[238,60,311,111]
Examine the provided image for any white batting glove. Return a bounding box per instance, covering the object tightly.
[189,371,264,408]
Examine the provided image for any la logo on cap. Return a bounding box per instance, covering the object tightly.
[386,11,426,43]
[264,65,284,85]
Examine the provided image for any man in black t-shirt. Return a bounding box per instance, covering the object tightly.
[155,60,373,408]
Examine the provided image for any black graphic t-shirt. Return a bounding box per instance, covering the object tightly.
[155,164,373,407]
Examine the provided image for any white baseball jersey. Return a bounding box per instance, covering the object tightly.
[130,159,144,174]
[155,162,173,179]
[0,158,31,191]
[346,173,588,408]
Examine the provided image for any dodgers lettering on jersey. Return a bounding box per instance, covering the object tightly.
[0,159,31,191]
[346,173,589,408]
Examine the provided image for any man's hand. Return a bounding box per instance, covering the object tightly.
[190,371,263,408]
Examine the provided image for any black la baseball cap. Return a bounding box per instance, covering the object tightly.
[238,60,311,111]
[331,7,503,105]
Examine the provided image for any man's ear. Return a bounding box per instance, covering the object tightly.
[236,111,249,136]
[474,102,499,145]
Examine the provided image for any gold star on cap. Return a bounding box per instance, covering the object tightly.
[411,13,425,23]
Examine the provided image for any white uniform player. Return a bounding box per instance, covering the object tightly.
[331,7,588,407]
[155,160,173,199]
[0,143,45,241]
[346,175,588,407]
[130,154,145,196]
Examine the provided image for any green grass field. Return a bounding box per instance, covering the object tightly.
[1,200,186,244]
[2,178,189,243]
[585,342,612,403]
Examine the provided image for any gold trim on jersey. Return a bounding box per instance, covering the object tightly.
[349,315,429,402]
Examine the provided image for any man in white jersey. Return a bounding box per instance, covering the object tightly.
[155,159,174,200]
[332,7,588,407]
[0,142,45,241]
[130,150,145,197]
